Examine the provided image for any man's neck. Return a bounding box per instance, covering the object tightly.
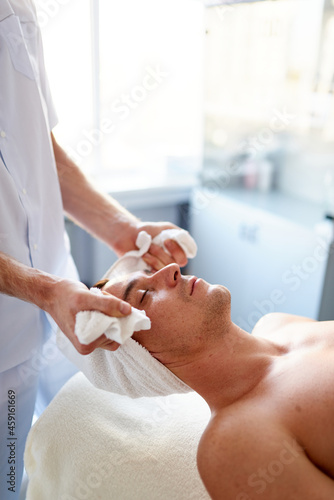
[167,322,285,412]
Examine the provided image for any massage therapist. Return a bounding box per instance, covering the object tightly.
[0,1,187,498]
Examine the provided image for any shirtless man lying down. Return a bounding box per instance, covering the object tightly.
[96,263,334,500]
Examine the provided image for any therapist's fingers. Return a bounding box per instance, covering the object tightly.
[142,243,174,271]
[50,279,132,356]
[163,239,188,267]
[96,290,132,316]
[77,335,120,355]
[142,240,188,271]
[103,342,121,352]
[97,336,121,352]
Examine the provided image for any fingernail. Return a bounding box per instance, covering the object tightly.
[120,302,131,315]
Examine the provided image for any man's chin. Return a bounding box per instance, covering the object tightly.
[208,283,231,301]
[210,284,231,318]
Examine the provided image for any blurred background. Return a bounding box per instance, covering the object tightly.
[38,0,334,329]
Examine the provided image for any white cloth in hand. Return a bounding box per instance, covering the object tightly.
[75,288,150,345]
[104,228,197,279]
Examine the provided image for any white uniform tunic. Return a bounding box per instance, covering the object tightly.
[0,0,78,373]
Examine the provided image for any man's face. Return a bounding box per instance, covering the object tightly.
[102,264,231,364]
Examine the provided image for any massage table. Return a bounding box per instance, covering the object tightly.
[24,372,211,499]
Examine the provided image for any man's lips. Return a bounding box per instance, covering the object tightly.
[190,276,198,295]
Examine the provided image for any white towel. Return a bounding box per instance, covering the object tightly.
[57,228,197,398]
[24,372,211,500]
[75,288,151,345]
[105,228,197,279]
[57,334,191,397]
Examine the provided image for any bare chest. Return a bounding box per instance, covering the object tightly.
[263,346,334,478]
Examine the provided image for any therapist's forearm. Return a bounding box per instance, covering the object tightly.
[0,251,62,311]
[0,251,131,353]
[51,133,139,256]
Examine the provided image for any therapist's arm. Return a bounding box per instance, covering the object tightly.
[0,251,130,354]
[51,133,187,269]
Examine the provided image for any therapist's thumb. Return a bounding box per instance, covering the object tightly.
[164,239,188,267]
[95,290,132,317]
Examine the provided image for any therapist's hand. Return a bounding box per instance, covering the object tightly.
[136,221,188,271]
[111,217,188,270]
[47,279,130,355]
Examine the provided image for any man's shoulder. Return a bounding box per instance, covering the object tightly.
[197,406,272,474]
[197,408,310,500]
[197,409,275,496]
[251,312,316,338]
[197,407,334,500]
[252,313,334,351]
[198,406,273,465]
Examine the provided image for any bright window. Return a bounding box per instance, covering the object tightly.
[201,0,334,205]
[203,0,326,157]
[39,0,204,178]
[38,0,94,161]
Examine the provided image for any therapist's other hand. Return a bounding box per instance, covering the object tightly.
[112,219,188,269]
[47,279,130,355]
[137,221,188,270]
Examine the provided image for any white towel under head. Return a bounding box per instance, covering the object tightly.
[57,332,190,397]
[57,228,197,398]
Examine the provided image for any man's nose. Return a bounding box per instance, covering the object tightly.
[154,263,180,287]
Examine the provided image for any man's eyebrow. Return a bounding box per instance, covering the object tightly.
[123,277,139,302]
[123,270,153,302]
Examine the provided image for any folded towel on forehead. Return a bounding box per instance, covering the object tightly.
[57,229,197,398]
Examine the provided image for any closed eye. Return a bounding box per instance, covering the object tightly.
[140,290,149,304]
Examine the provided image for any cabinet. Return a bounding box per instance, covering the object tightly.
[189,188,332,330]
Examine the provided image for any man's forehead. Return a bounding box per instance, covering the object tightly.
[105,271,138,292]
[105,269,152,301]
